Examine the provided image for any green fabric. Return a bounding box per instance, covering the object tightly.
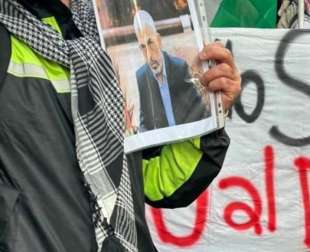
[8,16,70,93]
[143,138,202,201]
[211,0,277,28]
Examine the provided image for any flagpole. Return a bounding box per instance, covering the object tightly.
[299,0,305,28]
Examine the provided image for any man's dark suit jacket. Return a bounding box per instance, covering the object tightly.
[136,51,208,131]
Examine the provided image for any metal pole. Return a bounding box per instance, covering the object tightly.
[299,0,305,28]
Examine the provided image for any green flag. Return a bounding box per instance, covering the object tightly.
[210,0,277,28]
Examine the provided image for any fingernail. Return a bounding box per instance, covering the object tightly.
[198,52,205,60]
[200,51,208,59]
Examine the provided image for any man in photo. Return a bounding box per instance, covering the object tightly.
[134,10,209,132]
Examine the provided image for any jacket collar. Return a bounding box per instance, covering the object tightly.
[16,0,81,39]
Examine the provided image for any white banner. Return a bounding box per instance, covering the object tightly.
[146,28,310,252]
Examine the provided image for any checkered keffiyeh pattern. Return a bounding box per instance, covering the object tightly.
[0,0,137,251]
[277,0,310,28]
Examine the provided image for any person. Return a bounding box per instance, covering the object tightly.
[134,10,208,132]
[277,0,310,28]
[0,0,241,251]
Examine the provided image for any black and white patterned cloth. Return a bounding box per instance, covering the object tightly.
[0,0,137,251]
[277,0,310,28]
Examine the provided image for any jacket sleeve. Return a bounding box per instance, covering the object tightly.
[142,128,230,208]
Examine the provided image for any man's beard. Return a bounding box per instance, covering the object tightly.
[151,62,163,76]
[149,55,163,78]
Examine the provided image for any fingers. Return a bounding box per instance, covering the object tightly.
[207,78,241,96]
[199,42,235,69]
[197,41,241,111]
[206,77,231,92]
[200,63,236,85]
[207,78,241,111]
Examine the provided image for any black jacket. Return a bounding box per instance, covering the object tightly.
[136,51,208,131]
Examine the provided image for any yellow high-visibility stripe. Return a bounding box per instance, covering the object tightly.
[8,61,70,93]
[143,137,202,201]
[8,16,70,93]
[42,17,62,34]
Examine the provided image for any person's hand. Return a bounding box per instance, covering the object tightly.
[199,42,241,112]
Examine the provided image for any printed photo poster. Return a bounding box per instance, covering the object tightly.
[93,0,222,153]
